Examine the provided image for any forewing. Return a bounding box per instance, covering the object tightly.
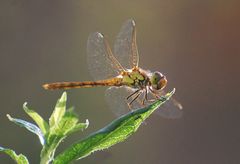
[87,32,119,80]
[114,19,139,69]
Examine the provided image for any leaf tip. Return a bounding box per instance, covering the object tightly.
[23,102,28,111]
[85,119,89,128]
[61,92,67,101]
[165,88,176,99]
[6,114,12,121]
[23,102,28,107]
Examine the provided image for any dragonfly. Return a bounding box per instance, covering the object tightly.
[43,19,183,118]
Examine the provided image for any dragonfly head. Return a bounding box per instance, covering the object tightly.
[150,71,167,90]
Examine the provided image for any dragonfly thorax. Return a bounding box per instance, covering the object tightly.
[121,68,149,89]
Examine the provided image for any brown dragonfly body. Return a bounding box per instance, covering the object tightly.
[43,67,165,92]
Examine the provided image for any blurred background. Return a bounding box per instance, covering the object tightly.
[0,0,240,163]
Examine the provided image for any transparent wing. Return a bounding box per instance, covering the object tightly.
[87,32,123,81]
[114,19,139,69]
[105,86,182,119]
[155,99,183,119]
[152,89,183,118]
[105,86,134,116]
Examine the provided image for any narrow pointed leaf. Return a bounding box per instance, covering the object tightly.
[23,102,49,135]
[7,114,45,145]
[54,89,175,163]
[67,119,89,135]
[49,92,67,128]
[0,146,29,164]
[49,109,82,137]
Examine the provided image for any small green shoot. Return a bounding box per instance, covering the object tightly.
[5,92,89,164]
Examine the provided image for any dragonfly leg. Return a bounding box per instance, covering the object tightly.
[140,89,147,105]
[150,87,163,98]
[144,87,158,102]
[135,89,146,106]
[126,89,140,109]
[127,103,132,110]
[126,89,140,100]
[127,90,142,108]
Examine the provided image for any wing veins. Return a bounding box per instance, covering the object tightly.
[131,22,139,68]
[103,36,125,73]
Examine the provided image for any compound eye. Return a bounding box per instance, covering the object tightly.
[151,72,167,90]
[157,75,167,90]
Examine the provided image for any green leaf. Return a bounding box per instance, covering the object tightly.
[53,89,175,164]
[68,120,89,135]
[40,94,89,164]
[50,110,89,137]
[0,146,29,164]
[7,114,45,145]
[23,102,49,135]
[49,92,67,128]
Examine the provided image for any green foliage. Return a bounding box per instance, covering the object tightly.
[5,92,89,164]
[0,146,29,164]
[23,102,49,135]
[7,114,45,145]
[1,90,175,164]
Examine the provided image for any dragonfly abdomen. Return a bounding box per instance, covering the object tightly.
[43,78,122,90]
